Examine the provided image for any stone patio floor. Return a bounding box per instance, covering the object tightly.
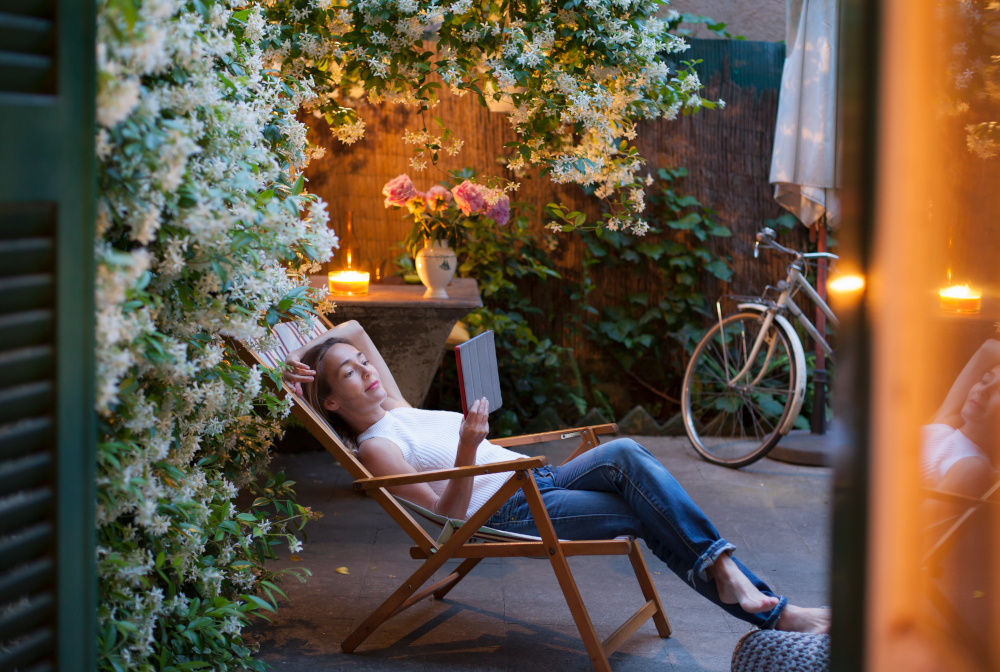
[249,435,832,672]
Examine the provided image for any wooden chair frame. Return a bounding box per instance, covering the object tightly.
[235,329,671,672]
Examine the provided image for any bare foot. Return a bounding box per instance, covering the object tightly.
[710,554,780,614]
[776,604,831,634]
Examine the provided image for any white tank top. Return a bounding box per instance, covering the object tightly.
[357,407,528,519]
[920,424,991,486]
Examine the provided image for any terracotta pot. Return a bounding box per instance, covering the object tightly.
[415,239,457,299]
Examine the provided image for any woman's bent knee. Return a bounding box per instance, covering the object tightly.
[598,438,657,467]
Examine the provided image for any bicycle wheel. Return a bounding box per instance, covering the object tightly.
[682,311,799,468]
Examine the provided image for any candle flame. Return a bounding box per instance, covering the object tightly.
[939,284,981,299]
[828,274,866,294]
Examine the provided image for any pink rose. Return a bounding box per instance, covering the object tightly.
[451,180,486,216]
[382,174,418,208]
[485,192,510,226]
[425,184,454,212]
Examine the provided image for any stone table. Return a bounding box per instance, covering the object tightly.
[309,276,482,407]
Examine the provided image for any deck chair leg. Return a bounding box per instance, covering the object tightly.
[341,475,523,654]
[433,558,481,600]
[627,544,671,638]
[521,474,613,672]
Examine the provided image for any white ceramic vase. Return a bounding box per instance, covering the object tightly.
[415,239,457,299]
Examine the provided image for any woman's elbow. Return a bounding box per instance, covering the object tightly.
[981,338,1000,361]
[334,319,362,337]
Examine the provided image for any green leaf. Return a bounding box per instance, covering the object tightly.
[242,593,277,613]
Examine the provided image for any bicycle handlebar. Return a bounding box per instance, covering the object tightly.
[754,229,839,261]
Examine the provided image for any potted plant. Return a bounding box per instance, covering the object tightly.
[382,173,509,298]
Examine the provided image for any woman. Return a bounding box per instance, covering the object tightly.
[922,338,1000,496]
[284,320,830,633]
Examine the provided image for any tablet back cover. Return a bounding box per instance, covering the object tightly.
[455,330,503,415]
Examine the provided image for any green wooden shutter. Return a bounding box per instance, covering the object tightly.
[0,0,97,669]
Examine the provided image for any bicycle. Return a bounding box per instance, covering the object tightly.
[680,227,839,468]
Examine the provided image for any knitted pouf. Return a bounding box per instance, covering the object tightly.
[731,630,830,672]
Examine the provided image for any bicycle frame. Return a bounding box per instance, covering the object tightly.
[724,232,838,387]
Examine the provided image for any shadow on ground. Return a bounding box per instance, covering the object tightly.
[248,435,832,672]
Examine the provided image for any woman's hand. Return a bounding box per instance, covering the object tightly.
[458,397,489,453]
[283,351,315,396]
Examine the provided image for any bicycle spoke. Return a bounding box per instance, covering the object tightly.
[683,312,801,466]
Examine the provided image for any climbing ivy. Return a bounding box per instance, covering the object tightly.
[564,167,734,407]
[425,208,585,436]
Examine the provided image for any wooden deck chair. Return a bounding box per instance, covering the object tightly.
[235,317,672,672]
[918,480,1000,649]
[922,479,1000,570]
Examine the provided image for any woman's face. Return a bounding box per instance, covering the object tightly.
[320,342,387,414]
[961,364,1000,432]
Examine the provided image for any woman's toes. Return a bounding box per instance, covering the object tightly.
[740,594,780,614]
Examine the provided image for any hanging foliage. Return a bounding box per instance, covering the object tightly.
[264,0,719,234]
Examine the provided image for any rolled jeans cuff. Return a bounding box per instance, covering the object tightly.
[691,539,737,584]
[759,595,789,630]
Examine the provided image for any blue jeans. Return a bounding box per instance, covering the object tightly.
[485,438,787,628]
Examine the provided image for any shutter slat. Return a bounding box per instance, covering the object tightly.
[0,345,53,389]
[0,417,52,461]
[0,50,53,95]
[0,13,53,56]
[0,488,52,535]
[0,238,53,276]
[0,0,55,18]
[0,592,54,645]
[0,380,52,425]
[0,202,55,238]
[0,309,54,350]
[0,558,53,605]
[0,274,53,314]
[0,627,54,671]
[0,451,51,493]
[0,522,52,573]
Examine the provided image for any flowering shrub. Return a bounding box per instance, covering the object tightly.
[384,172,511,253]
[267,1,718,234]
[94,0,335,668]
[937,0,1000,157]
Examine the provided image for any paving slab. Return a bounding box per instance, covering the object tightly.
[248,435,831,671]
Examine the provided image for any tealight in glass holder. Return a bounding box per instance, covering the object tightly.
[327,211,371,296]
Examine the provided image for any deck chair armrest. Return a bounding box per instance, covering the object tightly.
[490,423,618,448]
[921,487,1000,507]
[353,457,547,491]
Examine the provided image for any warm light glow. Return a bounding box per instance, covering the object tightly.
[938,284,982,314]
[827,273,866,295]
[938,284,981,299]
[329,271,370,296]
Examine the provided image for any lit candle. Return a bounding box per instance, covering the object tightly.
[328,271,370,296]
[938,284,981,314]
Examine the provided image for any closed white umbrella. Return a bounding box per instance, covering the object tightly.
[770,0,840,227]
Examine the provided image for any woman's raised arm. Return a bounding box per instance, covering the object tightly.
[933,338,1000,425]
[284,319,410,409]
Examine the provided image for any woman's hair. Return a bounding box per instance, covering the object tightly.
[300,337,359,451]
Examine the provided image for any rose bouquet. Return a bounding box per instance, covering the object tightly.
[382,174,510,255]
